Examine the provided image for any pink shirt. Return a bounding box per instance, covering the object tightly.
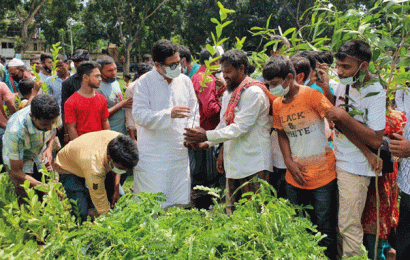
[0,82,15,129]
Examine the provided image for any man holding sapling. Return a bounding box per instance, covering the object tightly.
[132,39,198,208]
[317,39,386,257]
[55,131,138,220]
[3,94,61,204]
[184,49,273,212]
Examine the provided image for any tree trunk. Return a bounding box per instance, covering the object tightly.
[124,43,132,75]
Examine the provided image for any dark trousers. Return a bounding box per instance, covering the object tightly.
[60,172,118,221]
[269,167,287,199]
[286,180,338,260]
[396,191,410,260]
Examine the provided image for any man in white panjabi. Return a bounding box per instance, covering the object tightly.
[132,39,199,207]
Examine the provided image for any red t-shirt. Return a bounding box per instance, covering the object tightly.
[64,91,110,136]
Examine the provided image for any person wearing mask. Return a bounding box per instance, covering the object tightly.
[132,39,199,208]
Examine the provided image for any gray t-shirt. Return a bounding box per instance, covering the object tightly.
[96,81,127,135]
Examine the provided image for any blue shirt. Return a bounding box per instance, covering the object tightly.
[45,74,71,111]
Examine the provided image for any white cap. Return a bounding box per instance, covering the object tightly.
[8,58,25,67]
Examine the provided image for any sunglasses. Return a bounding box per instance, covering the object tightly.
[161,60,183,70]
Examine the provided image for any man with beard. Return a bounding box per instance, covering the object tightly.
[64,61,110,141]
[39,53,53,82]
[7,58,41,95]
[184,49,274,211]
[96,55,131,136]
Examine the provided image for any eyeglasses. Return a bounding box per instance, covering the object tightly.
[161,60,183,70]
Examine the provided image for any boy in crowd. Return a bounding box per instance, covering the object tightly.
[264,55,338,259]
[18,78,35,110]
[64,61,110,141]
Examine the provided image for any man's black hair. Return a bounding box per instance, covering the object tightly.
[265,35,290,56]
[31,94,60,120]
[57,54,68,62]
[142,54,152,62]
[40,53,53,63]
[317,51,333,66]
[0,55,5,63]
[123,74,131,80]
[199,48,219,65]
[96,55,115,70]
[290,56,311,82]
[178,45,192,63]
[220,49,250,73]
[335,39,372,63]
[18,78,34,96]
[72,49,89,62]
[137,62,153,76]
[292,50,317,70]
[263,55,296,81]
[29,56,40,62]
[77,61,100,80]
[107,135,139,169]
[152,39,178,64]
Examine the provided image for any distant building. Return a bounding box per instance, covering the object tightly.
[0,20,46,61]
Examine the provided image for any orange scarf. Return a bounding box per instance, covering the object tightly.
[223,76,276,125]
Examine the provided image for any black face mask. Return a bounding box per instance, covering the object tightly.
[44,66,52,74]
[13,71,23,82]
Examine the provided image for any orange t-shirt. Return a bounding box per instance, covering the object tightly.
[272,86,336,190]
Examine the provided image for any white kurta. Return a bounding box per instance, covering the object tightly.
[132,68,199,207]
[206,86,273,179]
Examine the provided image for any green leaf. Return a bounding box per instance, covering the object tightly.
[282,28,296,37]
[216,24,222,38]
[210,18,220,25]
[400,47,408,57]
[206,44,216,56]
[364,92,380,98]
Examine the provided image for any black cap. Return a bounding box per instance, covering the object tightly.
[72,49,89,62]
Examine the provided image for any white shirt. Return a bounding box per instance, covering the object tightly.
[132,68,199,207]
[207,85,273,179]
[333,81,386,177]
[395,87,410,115]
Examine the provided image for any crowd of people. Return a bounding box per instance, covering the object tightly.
[0,36,410,260]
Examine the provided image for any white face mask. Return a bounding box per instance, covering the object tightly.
[270,83,290,97]
[339,63,362,85]
[165,64,181,79]
[112,166,127,175]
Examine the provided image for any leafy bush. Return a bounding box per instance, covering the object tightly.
[0,171,330,259]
